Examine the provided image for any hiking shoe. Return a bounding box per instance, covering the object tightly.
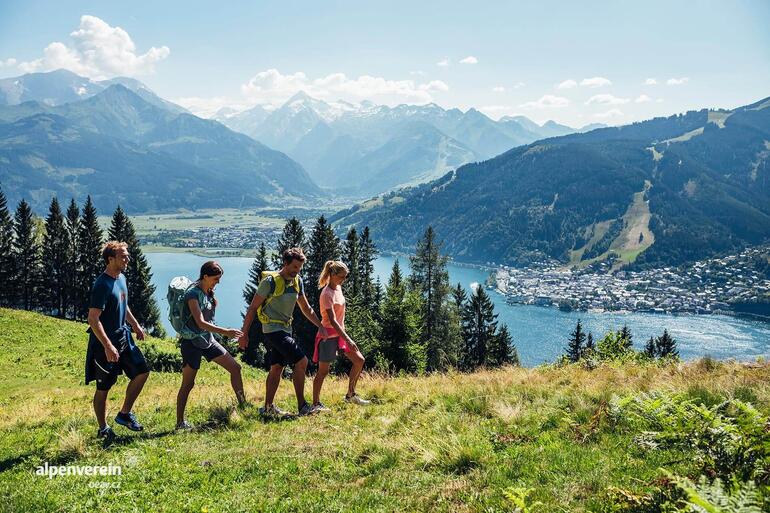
[312,402,331,413]
[259,404,293,419]
[345,394,371,406]
[115,411,144,431]
[298,402,317,416]
[175,420,194,431]
[97,425,116,443]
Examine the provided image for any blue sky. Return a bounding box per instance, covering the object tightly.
[1,0,768,126]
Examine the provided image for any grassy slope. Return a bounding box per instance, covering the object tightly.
[1,308,769,512]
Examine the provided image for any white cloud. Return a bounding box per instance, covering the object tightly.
[585,94,630,106]
[512,81,525,89]
[519,95,569,109]
[594,108,624,119]
[240,68,449,106]
[436,58,450,67]
[16,15,169,80]
[644,78,657,85]
[635,94,652,103]
[492,86,505,92]
[459,56,478,64]
[0,58,17,67]
[666,77,689,86]
[410,70,426,76]
[656,98,664,103]
[580,76,612,88]
[556,79,577,89]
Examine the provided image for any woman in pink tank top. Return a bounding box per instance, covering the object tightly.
[311,260,370,410]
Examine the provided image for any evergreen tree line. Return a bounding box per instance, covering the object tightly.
[242,218,520,373]
[0,187,165,336]
[564,320,679,363]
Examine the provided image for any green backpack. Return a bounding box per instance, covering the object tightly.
[167,276,194,335]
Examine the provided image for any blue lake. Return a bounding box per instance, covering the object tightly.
[146,252,770,367]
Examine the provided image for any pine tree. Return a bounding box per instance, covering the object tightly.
[342,227,361,298]
[272,217,305,270]
[358,226,377,308]
[619,325,633,351]
[489,324,519,367]
[76,196,103,320]
[656,329,679,359]
[42,197,69,316]
[410,226,455,370]
[242,242,269,368]
[13,199,43,311]
[63,199,80,319]
[108,206,165,336]
[379,259,414,371]
[452,282,467,310]
[460,285,498,370]
[297,215,340,360]
[644,336,657,358]
[565,319,586,363]
[585,332,595,353]
[0,188,15,307]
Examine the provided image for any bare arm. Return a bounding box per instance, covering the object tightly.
[188,299,242,338]
[125,305,145,340]
[297,294,324,329]
[239,294,266,349]
[88,308,120,362]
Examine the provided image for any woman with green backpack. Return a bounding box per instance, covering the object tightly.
[175,261,246,430]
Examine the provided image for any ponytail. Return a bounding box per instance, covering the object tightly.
[198,260,223,308]
[318,260,349,289]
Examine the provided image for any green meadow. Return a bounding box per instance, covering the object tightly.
[1,308,768,512]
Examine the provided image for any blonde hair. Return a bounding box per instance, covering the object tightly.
[318,260,349,289]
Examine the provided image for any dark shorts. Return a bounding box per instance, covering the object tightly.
[264,330,306,367]
[86,333,150,391]
[180,334,228,370]
[318,337,342,363]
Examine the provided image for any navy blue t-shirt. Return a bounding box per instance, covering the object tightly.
[89,272,129,342]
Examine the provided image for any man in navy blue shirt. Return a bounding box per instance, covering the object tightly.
[85,241,150,441]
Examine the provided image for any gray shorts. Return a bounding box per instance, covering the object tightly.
[180,334,227,370]
[318,337,342,363]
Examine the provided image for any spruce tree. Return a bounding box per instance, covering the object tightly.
[644,336,657,358]
[76,196,103,320]
[379,260,408,370]
[63,199,80,319]
[656,329,679,359]
[42,197,69,316]
[342,227,361,298]
[489,324,519,367]
[452,282,467,310]
[585,332,595,354]
[358,226,377,308]
[108,206,165,336]
[272,217,305,269]
[242,242,269,368]
[0,188,15,307]
[565,319,586,363]
[13,199,43,311]
[460,285,498,370]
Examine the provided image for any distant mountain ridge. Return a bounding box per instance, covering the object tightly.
[0,71,320,213]
[215,92,607,196]
[332,97,770,268]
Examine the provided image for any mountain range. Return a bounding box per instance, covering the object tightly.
[0,70,320,213]
[213,91,606,196]
[332,97,770,268]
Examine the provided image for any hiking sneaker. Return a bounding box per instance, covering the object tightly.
[298,402,318,416]
[175,420,194,431]
[97,425,116,443]
[259,404,293,419]
[115,411,144,431]
[312,402,331,413]
[345,394,371,406]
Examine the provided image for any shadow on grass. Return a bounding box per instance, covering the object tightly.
[101,429,175,449]
[0,452,36,472]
